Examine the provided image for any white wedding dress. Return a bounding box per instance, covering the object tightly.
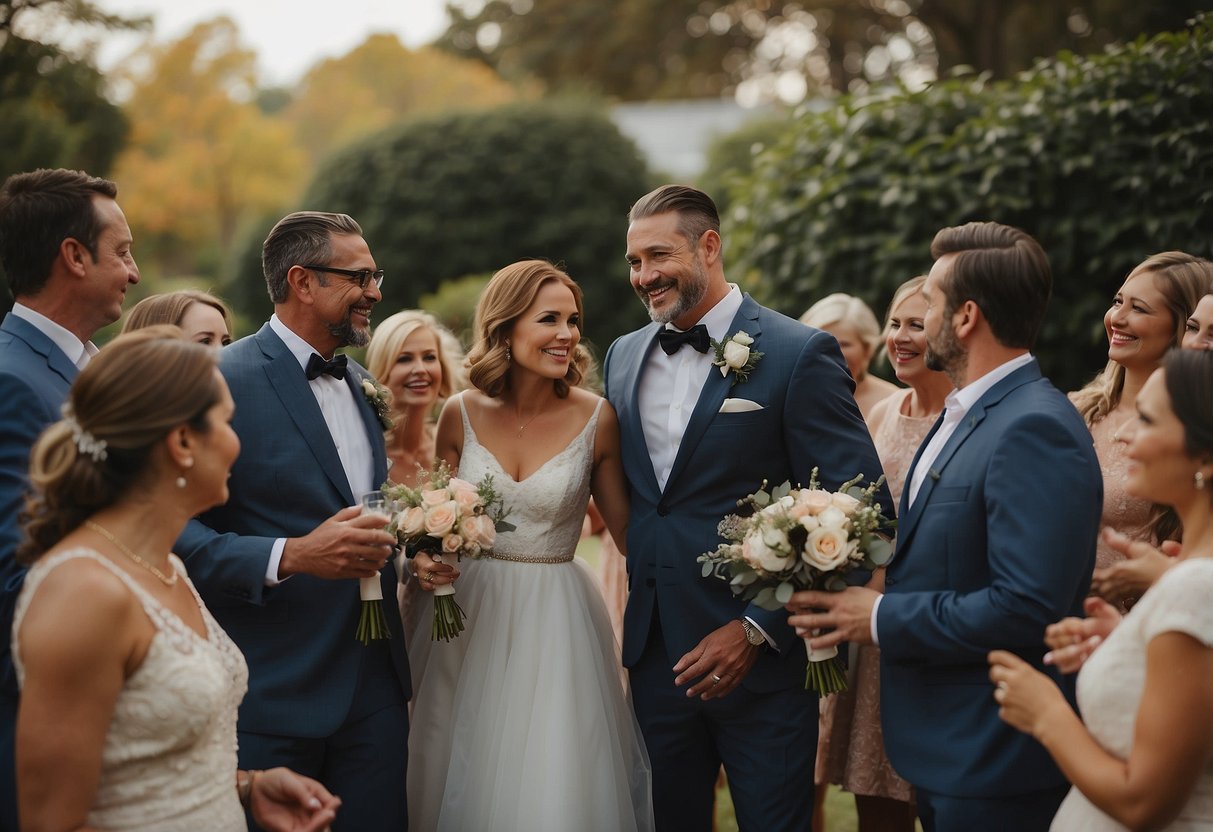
[406,397,654,832]
[12,548,248,830]
[1051,558,1213,830]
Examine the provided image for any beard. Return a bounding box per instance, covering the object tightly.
[925,320,966,382]
[328,308,370,348]
[640,257,709,325]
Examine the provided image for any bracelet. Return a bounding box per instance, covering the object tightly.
[237,769,261,807]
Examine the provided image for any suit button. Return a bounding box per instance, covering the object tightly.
[657,504,670,516]
[885,577,896,587]
[646,578,656,588]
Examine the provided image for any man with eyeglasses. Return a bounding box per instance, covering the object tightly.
[177,211,411,829]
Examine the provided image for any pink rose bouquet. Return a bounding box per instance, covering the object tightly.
[384,461,513,641]
[698,468,894,694]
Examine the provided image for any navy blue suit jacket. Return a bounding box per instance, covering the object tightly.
[176,323,410,738]
[877,359,1102,797]
[604,295,892,692]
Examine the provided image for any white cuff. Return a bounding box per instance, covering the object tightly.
[744,616,778,650]
[870,594,882,646]
[265,538,287,587]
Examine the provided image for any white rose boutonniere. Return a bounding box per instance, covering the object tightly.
[361,377,394,431]
[711,330,763,386]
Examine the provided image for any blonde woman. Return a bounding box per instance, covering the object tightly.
[801,292,899,418]
[1071,252,1212,592]
[122,289,234,348]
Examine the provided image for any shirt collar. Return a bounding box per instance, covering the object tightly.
[665,285,743,343]
[947,352,1035,417]
[11,303,97,367]
[270,313,331,375]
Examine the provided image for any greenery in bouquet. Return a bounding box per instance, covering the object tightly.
[383,461,514,641]
[698,468,894,693]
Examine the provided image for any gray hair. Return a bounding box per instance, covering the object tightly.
[262,211,363,303]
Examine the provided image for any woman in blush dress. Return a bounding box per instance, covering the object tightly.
[990,348,1213,832]
[13,327,338,831]
[122,289,234,348]
[1070,253,1212,601]
[366,310,466,639]
[815,276,952,832]
[801,293,899,419]
[407,260,652,832]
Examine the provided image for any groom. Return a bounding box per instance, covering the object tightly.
[604,184,891,831]
[790,222,1102,830]
[177,211,409,830]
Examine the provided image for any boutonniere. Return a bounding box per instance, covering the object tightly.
[361,377,394,431]
[711,330,763,386]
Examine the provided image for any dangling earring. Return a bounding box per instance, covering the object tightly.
[176,475,188,489]
[1196,471,1206,491]
[177,457,194,489]
[505,343,512,363]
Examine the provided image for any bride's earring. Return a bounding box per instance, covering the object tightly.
[505,342,512,364]
[177,458,194,489]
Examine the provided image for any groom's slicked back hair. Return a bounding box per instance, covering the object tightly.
[629,185,720,250]
[262,211,362,304]
[930,221,1052,350]
[0,168,118,299]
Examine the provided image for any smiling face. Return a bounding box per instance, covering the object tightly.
[1104,271,1174,371]
[1184,295,1213,351]
[1123,368,1193,508]
[84,196,140,332]
[187,370,241,511]
[313,232,381,350]
[886,290,930,384]
[508,279,580,380]
[386,326,443,413]
[626,211,712,329]
[178,301,231,349]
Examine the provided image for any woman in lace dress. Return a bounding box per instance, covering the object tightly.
[1070,253,1212,603]
[991,348,1213,831]
[367,310,466,640]
[816,276,951,832]
[12,327,338,831]
[407,260,652,831]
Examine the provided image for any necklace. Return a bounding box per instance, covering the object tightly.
[515,410,542,437]
[85,520,178,587]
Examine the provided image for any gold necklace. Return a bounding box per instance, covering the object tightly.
[85,520,178,587]
[515,410,543,437]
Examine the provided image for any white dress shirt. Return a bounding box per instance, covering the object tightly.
[263,315,376,584]
[11,302,98,369]
[872,351,1036,644]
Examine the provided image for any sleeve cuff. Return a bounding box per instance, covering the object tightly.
[870,593,883,646]
[265,538,287,587]
[744,616,778,651]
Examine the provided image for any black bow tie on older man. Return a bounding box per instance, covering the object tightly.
[306,352,348,380]
[658,324,711,355]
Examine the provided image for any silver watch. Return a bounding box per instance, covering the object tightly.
[740,618,765,648]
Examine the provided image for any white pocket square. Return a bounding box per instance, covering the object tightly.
[719,398,764,413]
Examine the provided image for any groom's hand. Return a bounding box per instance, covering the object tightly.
[673,622,760,701]
[279,506,397,580]
[786,587,879,650]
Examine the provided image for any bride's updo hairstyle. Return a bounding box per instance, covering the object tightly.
[18,326,222,563]
[466,259,592,398]
[1164,348,1213,465]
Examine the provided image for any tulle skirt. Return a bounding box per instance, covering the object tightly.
[406,555,654,832]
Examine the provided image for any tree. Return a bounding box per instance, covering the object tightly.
[282,33,520,165]
[228,101,653,353]
[722,15,1213,391]
[109,16,305,279]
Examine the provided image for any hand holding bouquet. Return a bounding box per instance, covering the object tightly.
[383,461,513,641]
[698,469,894,694]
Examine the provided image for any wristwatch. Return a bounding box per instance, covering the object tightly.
[740,618,766,648]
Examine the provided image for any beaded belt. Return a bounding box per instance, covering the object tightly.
[483,551,574,564]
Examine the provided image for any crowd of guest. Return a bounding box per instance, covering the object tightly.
[2,166,1213,832]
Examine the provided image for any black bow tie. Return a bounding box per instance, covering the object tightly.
[658,324,710,355]
[306,353,348,380]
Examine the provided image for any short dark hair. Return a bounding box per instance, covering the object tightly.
[261,211,362,303]
[930,221,1052,350]
[0,168,119,298]
[628,184,720,249]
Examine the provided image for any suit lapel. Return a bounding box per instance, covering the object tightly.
[663,296,763,495]
[620,327,663,501]
[255,326,355,505]
[2,313,79,388]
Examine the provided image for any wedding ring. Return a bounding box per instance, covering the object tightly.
[711,674,722,684]
[424,571,435,582]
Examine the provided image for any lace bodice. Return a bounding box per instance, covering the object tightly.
[871,389,939,509]
[458,396,601,560]
[1052,558,1213,830]
[12,547,248,831]
[1089,413,1153,569]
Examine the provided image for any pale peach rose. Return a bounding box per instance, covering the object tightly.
[421,488,450,507]
[452,486,481,514]
[460,513,497,549]
[442,533,463,554]
[832,491,861,515]
[424,501,459,536]
[803,526,850,571]
[399,506,426,537]
[796,489,833,515]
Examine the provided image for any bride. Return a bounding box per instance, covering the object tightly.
[406,260,653,831]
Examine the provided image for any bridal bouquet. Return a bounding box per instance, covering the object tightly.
[698,469,894,694]
[383,462,513,642]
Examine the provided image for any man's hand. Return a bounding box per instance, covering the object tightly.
[672,621,761,700]
[413,550,460,591]
[786,586,880,651]
[279,506,396,580]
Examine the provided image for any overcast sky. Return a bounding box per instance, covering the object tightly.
[90,0,449,85]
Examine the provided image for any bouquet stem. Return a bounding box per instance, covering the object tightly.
[356,576,391,645]
[430,553,466,641]
[804,641,847,695]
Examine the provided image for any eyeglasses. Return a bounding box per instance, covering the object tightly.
[301,264,385,290]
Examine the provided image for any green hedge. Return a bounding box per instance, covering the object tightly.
[724,17,1213,391]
